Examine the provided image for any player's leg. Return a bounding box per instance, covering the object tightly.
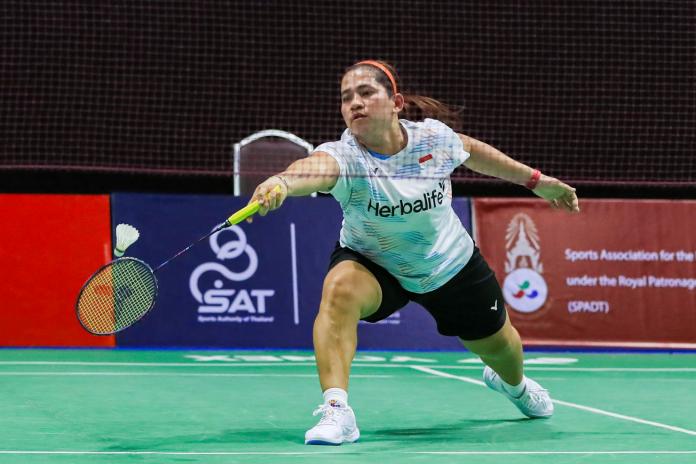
[416,247,553,418]
[305,260,381,445]
[313,260,382,392]
[460,316,553,418]
[459,314,523,386]
[306,245,409,445]
[455,257,553,418]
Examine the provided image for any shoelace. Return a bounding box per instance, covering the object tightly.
[312,404,346,426]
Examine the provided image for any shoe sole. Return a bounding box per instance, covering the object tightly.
[304,440,342,446]
[305,430,360,445]
[305,438,359,446]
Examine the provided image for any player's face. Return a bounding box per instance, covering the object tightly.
[340,68,397,138]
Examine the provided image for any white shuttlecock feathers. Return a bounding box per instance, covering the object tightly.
[114,223,140,257]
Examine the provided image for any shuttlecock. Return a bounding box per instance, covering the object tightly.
[114,223,140,257]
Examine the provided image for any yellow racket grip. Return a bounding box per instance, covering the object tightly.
[225,185,282,225]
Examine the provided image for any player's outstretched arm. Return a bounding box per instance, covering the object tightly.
[249,151,340,217]
[458,133,580,213]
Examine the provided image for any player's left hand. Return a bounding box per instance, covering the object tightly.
[532,175,580,213]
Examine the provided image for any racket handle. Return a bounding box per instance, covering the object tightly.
[224,185,282,226]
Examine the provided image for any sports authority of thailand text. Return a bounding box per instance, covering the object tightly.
[565,248,696,290]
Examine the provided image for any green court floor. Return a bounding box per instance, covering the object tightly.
[1,349,695,464]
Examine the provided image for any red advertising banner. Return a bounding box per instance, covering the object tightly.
[473,199,696,349]
[0,194,114,347]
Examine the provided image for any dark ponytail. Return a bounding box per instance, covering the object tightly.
[402,94,463,132]
[346,60,463,131]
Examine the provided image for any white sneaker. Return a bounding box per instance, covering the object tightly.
[304,400,360,445]
[483,366,554,418]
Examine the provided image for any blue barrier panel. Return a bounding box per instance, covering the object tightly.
[112,194,471,349]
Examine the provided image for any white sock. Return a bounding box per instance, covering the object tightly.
[502,377,526,398]
[323,387,348,406]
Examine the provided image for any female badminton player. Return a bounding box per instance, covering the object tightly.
[248,60,580,445]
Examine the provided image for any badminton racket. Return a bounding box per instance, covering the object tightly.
[76,187,279,335]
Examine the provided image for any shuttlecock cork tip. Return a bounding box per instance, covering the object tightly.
[114,223,140,257]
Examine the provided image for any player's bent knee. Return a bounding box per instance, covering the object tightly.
[320,264,381,318]
[323,277,354,305]
[460,318,520,357]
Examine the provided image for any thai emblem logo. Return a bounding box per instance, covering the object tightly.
[190,226,275,322]
[502,213,548,314]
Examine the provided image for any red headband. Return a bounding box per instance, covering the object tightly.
[356,60,398,95]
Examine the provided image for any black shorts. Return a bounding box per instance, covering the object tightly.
[328,242,507,340]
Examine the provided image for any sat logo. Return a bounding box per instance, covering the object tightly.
[189,226,275,322]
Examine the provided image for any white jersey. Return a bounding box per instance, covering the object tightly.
[316,118,475,293]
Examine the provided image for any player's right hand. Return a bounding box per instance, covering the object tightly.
[247,176,289,222]
[532,175,580,213]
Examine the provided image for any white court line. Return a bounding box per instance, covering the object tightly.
[0,450,694,457]
[0,451,341,456]
[410,366,486,386]
[408,451,696,456]
[447,366,696,374]
[447,366,696,373]
[0,362,318,367]
[410,365,696,437]
[0,372,390,378]
[0,361,695,372]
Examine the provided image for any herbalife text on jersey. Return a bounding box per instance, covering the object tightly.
[367,189,444,217]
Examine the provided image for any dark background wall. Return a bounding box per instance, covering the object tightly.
[1,1,694,196]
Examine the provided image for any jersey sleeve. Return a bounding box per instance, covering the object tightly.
[424,118,470,168]
[314,141,352,204]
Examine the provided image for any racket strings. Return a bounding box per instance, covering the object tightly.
[77,259,156,334]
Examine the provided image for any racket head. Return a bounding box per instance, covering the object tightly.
[76,257,158,335]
